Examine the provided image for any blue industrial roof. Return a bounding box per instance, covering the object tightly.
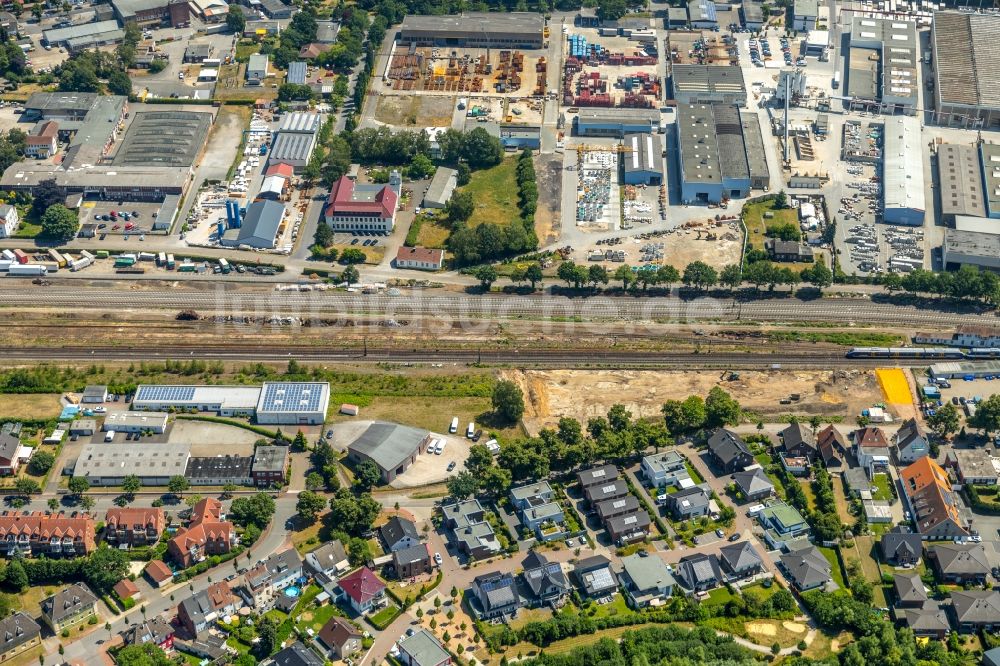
[135,385,197,402]
[258,382,326,413]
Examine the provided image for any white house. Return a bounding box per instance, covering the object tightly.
[894,418,929,464]
[0,205,19,238]
[395,246,444,271]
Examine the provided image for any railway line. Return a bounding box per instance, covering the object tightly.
[0,285,992,328]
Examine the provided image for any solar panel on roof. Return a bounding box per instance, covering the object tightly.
[136,386,197,402]
[591,469,606,478]
[585,568,614,590]
[259,383,324,412]
[624,516,637,525]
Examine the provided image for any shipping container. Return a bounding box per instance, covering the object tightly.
[70,255,94,271]
[219,258,230,273]
[8,264,47,276]
[0,260,11,271]
[12,249,27,264]
[95,250,110,259]
[137,252,156,262]
[157,252,167,266]
[178,262,196,272]
[47,249,66,267]
[114,256,136,267]
[0,250,12,261]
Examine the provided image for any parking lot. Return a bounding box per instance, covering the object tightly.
[79,201,164,236]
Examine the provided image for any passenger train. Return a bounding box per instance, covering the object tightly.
[846,347,1000,360]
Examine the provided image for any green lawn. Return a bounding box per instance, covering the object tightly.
[13,220,41,239]
[871,474,893,501]
[462,158,520,228]
[295,602,344,635]
[368,604,401,628]
[703,586,738,607]
[742,199,800,251]
[685,461,705,484]
[818,546,848,590]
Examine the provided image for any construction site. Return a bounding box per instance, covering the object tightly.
[384,45,549,96]
[563,31,662,108]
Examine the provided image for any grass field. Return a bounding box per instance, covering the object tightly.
[464,158,520,228]
[295,602,344,635]
[0,394,62,419]
[818,546,847,590]
[416,219,451,248]
[327,396,525,441]
[876,368,911,405]
[742,200,800,251]
[871,474,892,501]
[799,480,817,511]
[12,220,41,239]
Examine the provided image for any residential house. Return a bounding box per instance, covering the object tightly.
[666,485,711,520]
[766,238,814,262]
[24,121,58,159]
[471,571,521,620]
[606,511,651,545]
[441,499,501,560]
[510,481,566,539]
[619,553,676,608]
[0,427,23,476]
[337,567,386,614]
[895,419,929,464]
[241,548,303,610]
[397,628,451,666]
[948,448,1000,486]
[927,543,990,585]
[676,553,724,592]
[0,204,19,239]
[779,544,832,591]
[0,511,96,557]
[316,617,362,660]
[113,579,140,604]
[144,560,173,588]
[900,457,970,540]
[843,468,872,497]
[250,445,289,487]
[380,516,420,553]
[817,426,846,468]
[267,641,325,665]
[733,467,774,501]
[781,422,817,459]
[706,429,754,473]
[0,612,40,663]
[304,539,349,580]
[572,555,618,598]
[395,246,444,271]
[510,481,554,511]
[595,495,641,524]
[757,501,810,550]
[893,573,928,608]
[949,590,1000,632]
[177,582,238,636]
[854,426,891,476]
[897,601,951,638]
[393,543,432,579]
[120,617,174,652]
[521,551,571,607]
[583,479,629,506]
[640,451,693,489]
[41,583,98,634]
[104,507,165,547]
[880,525,923,566]
[718,540,764,580]
[168,498,236,568]
[577,464,620,490]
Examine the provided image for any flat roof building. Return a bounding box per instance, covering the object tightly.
[423,167,457,208]
[102,411,169,433]
[185,455,253,486]
[741,1,764,30]
[256,382,329,425]
[882,115,925,225]
[221,199,285,249]
[981,143,1000,219]
[933,11,1000,128]
[75,442,191,486]
[575,108,660,138]
[938,144,986,221]
[687,0,718,28]
[793,0,818,31]
[740,111,770,190]
[848,17,918,114]
[112,0,190,26]
[943,229,1000,270]
[399,12,544,49]
[622,133,663,185]
[132,385,261,415]
[671,65,747,106]
[677,103,751,204]
[112,111,213,168]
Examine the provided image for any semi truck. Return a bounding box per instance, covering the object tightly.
[8,264,47,276]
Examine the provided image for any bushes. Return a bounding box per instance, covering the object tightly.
[965,485,1000,514]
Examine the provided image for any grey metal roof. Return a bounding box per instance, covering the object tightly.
[112,111,213,168]
[269,131,316,164]
[938,144,985,219]
[424,167,457,206]
[740,112,769,183]
[248,54,269,73]
[713,104,749,182]
[623,133,663,176]
[279,112,321,134]
[43,20,121,45]
[234,200,285,248]
[679,105,723,186]
[287,61,307,85]
[76,442,190,478]
[348,422,428,473]
[400,12,544,39]
[398,629,451,666]
[934,11,1000,111]
[672,65,746,97]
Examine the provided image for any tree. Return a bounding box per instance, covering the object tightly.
[587,264,608,288]
[68,476,90,496]
[705,387,741,427]
[4,559,27,592]
[446,190,474,223]
[107,70,131,97]
[184,494,203,509]
[408,154,435,180]
[465,444,494,476]
[719,264,743,291]
[340,248,366,265]
[347,537,371,566]
[111,643,173,666]
[492,380,525,424]
[47,498,60,512]
[474,264,498,291]
[314,220,334,248]
[656,265,680,291]
[83,545,130,593]
[597,0,628,21]
[229,492,276,529]
[557,261,587,289]
[683,261,718,291]
[305,472,324,491]
[121,475,141,495]
[40,204,78,242]
[354,460,382,492]
[292,430,307,452]
[252,615,278,659]
[13,478,39,496]
[327,491,380,536]
[447,471,478,500]
[28,450,54,476]
[342,265,360,286]
[927,402,960,439]
[226,5,246,34]
[970,395,1000,435]
[81,495,95,511]
[168,476,189,494]
[774,190,788,209]
[462,127,503,169]
[296,490,326,524]
[803,261,833,288]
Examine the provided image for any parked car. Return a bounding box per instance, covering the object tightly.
[434,552,443,566]
[715,529,725,538]
[728,532,741,542]
[447,461,456,472]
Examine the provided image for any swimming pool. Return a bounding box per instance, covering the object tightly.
[283,586,301,598]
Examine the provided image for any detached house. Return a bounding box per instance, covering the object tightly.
[41,584,98,634]
[573,555,618,599]
[757,501,810,550]
[441,499,501,560]
[706,429,753,474]
[379,516,420,553]
[894,418,929,464]
[880,525,923,566]
[641,451,693,489]
[521,551,571,607]
[950,590,1000,632]
[393,543,432,579]
[719,540,764,580]
[240,548,303,610]
[854,426,891,476]
[337,567,386,614]
[178,582,238,636]
[0,612,40,663]
[779,544,832,592]
[666,485,711,520]
[510,481,566,540]
[928,543,990,585]
[780,422,817,475]
[317,617,362,660]
[304,539,349,580]
[733,467,774,501]
[676,553,724,592]
[817,426,846,469]
[471,571,521,620]
[619,553,675,608]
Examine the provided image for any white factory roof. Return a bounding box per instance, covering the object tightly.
[133,385,263,410]
[256,382,329,414]
[883,116,925,214]
[75,442,191,478]
[279,112,321,134]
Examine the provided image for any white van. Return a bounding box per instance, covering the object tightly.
[437,439,447,455]
[431,439,443,455]
[449,417,459,434]
[466,422,475,438]
[104,430,115,442]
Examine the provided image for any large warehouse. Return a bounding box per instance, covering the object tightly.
[255,382,330,425]
[847,16,918,115]
[347,422,431,483]
[75,442,191,486]
[943,229,1000,270]
[267,112,320,173]
[882,116,925,225]
[933,11,1000,128]
[575,108,661,138]
[398,12,544,49]
[677,104,754,203]
[671,65,747,107]
[937,144,985,222]
[622,133,664,185]
[981,143,1000,219]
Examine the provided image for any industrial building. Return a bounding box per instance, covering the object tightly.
[111,0,190,27]
[741,1,764,30]
[671,65,747,106]
[346,422,430,483]
[255,382,330,425]
[847,17,918,115]
[185,455,252,486]
[247,54,269,83]
[687,0,718,29]
[932,11,1000,128]
[423,167,457,209]
[133,385,261,415]
[112,111,213,168]
[740,111,770,190]
[677,104,756,203]
[943,229,1000,270]
[882,116,925,225]
[189,0,228,22]
[267,112,319,172]
[102,411,169,434]
[981,143,1000,219]
[621,133,664,185]
[574,108,661,138]
[287,61,307,85]
[74,442,191,486]
[324,175,398,233]
[398,13,545,49]
[220,199,285,249]
[937,144,986,222]
[498,124,541,150]
[792,0,818,31]
[42,20,124,52]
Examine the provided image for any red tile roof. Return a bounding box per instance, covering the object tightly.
[855,426,888,448]
[396,246,444,265]
[144,560,173,583]
[0,512,95,552]
[338,567,385,605]
[113,579,139,600]
[265,163,294,178]
[106,507,165,533]
[325,176,397,220]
